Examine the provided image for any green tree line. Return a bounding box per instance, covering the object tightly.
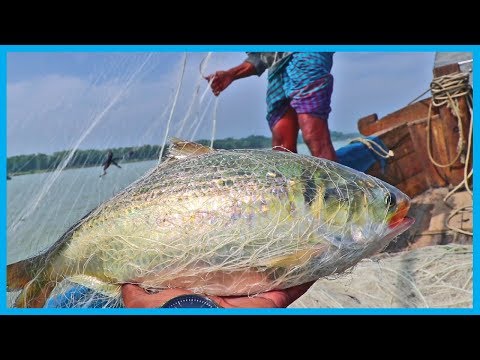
[8,133,358,175]
[7,144,161,175]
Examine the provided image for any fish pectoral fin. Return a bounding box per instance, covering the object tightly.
[264,248,325,268]
[168,137,215,160]
[68,275,120,298]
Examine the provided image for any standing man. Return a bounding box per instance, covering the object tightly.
[99,150,122,177]
[206,52,337,161]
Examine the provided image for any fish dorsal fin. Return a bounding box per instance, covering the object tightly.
[168,138,214,160]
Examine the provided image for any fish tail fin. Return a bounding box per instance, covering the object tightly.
[13,278,56,308]
[7,258,39,291]
[7,255,55,308]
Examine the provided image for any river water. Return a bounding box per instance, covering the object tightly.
[7,140,350,263]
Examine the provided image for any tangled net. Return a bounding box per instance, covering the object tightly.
[8,145,412,308]
[290,244,472,308]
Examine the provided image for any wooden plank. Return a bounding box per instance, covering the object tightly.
[362,122,418,185]
[435,105,454,181]
[358,114,378,135]
[357,98,436,136]
[367,162,395,184]
[395,152,425,181]
[371,123,414,159]
[432,63,471,185]
[429,111,470,186]
[433,63,460,77]
[367,150,424,186]
[442,96,471,185]
[408,117,448,188]
[377,98,434,131]
[395,171,429,198]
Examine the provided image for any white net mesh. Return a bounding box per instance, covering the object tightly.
[290,244,472,308]
[8,52,439,309]
[8,145,412,308]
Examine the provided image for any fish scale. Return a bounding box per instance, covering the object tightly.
[7,140,413,307]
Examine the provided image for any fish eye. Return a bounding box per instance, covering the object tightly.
[384,192,396,208]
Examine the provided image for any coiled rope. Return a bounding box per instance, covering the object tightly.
[426,72,471,168]
[443,90,473,236]
[423,71,473,237]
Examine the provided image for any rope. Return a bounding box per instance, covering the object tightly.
[464,93,473,196]
[443,91,473,237]
[210,96,219,149]
[426,72,470,168]
[445,206,473,236]
[199,53,215,104]
[402,70,473,238]
[407,88,431,106]
[198,53,220,150]
[158,53,188,163]
[349,138,394,159]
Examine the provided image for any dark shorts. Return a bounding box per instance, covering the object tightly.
[266,53,334,129]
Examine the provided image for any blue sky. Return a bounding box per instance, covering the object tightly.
[7,51,436,156]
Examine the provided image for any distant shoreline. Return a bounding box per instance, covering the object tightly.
[8,133,359,177]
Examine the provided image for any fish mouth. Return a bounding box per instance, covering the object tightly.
[384,216,415,241]
[393,216,415,229]
[376,217,415,243]
[385,199,414,240]
[388,200,411,229]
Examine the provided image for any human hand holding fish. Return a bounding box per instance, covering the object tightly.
[122,281,314,308]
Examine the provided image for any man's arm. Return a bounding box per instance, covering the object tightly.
[205,61,257,96]
[205,52,288,96]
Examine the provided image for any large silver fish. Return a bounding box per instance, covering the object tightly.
[7,139,413,307]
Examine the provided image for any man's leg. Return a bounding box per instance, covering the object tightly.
[282,53,336,160]
[298,114,337,161]
[271,106,299,153]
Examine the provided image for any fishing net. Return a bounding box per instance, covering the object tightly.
[7,52,445,309]
[6,52,235,307]
[290,244,472,308]
[8,144,413,308]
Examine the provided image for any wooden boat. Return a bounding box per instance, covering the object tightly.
[357,53,472,198]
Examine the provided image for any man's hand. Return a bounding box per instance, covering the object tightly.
[122,282,314,308]
[205,71,235,96]
[204,61,257,96]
